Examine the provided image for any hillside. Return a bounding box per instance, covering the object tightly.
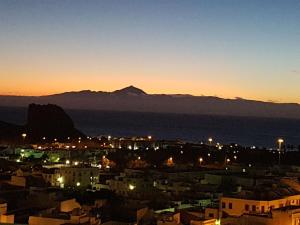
[0,86,300,119]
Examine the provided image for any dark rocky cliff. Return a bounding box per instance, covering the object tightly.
[0,104,84,143]
[26,104,84,141]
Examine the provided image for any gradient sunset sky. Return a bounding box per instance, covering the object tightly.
[1,0,300,103]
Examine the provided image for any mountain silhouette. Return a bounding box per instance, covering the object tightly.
[0,86,300,119]
[113,85,147,95]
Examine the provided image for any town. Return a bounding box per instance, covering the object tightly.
[1,132,300,225]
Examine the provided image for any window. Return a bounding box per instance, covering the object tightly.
[209,213,214,218]
[245,204,249,211]
[252,205,256,212]
[222,202,226,209]
[229,203,233,209]
[261,206,265,213]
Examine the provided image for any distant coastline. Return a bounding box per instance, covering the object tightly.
[1,106,300,148]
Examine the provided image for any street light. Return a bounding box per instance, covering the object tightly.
[199,157,203,166]
[226,158,231,164]
[21,133,27,143]
[129,184,135,190]
[208,137,213,145]
[278,138,284,150]
[278,138,284,165]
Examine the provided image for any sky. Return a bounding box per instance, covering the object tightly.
[0,0,300,103]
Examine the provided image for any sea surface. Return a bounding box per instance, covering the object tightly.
[1,106,300,148]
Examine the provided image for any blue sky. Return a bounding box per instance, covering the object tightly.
[0,0,299,102]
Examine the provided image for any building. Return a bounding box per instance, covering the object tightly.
[28,199,99,225]
[58,166,100,188]
[0,201,14,224]
[220,192,300,216]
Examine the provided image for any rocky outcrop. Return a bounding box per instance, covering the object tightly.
[0,104,84,143]
[25,104,84,141]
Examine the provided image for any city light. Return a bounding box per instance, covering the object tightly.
[21,133,27,139]
[129,184,136,190]
[208,137,213,145]
[167,157,174,167]
[66,160,70,165]
[76,182,81,187]
[278,138,284,150]
[57,177,63,183]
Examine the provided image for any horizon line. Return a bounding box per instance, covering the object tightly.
[0,85,299,105]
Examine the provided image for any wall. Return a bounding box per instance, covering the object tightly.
[221,195,300,216]
[60,199,81,213]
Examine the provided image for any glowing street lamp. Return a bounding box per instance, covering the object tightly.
[278,138,284,165]
[208,137,213,145]
[278,138,284,150]
[21,133,27,142]
[129,184,136,190]
[226,158,231,164]
[199,157,203,165]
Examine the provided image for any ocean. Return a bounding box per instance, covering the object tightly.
[0,106,300,148]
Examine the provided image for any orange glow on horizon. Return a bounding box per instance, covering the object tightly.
[0,84,299,104]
